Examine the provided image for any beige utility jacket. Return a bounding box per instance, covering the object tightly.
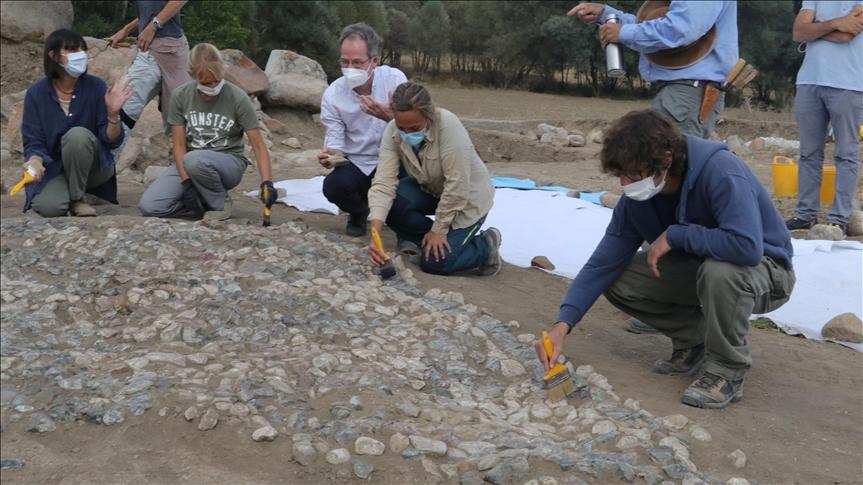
[368,108,494,235]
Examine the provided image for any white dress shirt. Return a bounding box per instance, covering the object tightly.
[320,65,408,175]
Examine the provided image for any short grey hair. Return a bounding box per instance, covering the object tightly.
[339,22,382,58]
[390,82,436,121]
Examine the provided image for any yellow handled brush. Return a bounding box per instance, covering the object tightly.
[370,227,397,279]
[261,183,272,227]
[542,331,576,402]
[9,166,38,196]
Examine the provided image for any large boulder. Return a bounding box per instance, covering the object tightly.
[264,50,327,113]
[1,1,73,43]
[1,90,26,124]
[221,49,269,96]
[84,37,136,85]
[2,101,24,156]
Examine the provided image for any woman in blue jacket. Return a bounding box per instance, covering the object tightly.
[20,29,132,217]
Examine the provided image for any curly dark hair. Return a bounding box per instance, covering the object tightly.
[600,110,688,179]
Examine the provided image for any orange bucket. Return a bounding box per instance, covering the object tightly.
[820,165,836,205]
[771,156,798,198]
[770,156,837,204]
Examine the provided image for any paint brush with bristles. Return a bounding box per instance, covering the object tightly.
[370,227,396,280]
[542,330,576,402]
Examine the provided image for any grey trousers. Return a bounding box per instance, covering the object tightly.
[604,252,795,381]
[31,127,115,217]
[138,150,246,217]
[652,83,724,138]
[794,85,863,225]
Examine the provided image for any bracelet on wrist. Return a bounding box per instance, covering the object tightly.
[108,115,120,124]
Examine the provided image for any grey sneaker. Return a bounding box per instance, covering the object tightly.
[203,195,233,221]
[478,227,502,276]
[624,318,660,334]
[653,343,705,376]
[397,239,421,265]
[681,372,744,409]
[70,200,96,217]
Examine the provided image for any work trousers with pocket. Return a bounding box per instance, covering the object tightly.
[31,127,115,217]
[138,150,246,217]
[652,83,724,139]
[386,177,491,275]
[604,251,795,381]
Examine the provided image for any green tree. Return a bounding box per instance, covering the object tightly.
[252,1,341,77]
[412,1,451,74]
[332,1,389,39]
[182,1,255,52]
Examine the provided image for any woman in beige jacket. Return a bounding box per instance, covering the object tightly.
[367,82,502,276]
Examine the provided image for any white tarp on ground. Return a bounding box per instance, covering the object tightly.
[246,176,339,215]
[258,179,863,350]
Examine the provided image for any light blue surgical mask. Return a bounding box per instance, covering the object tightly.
[398,129,427,148]
[63,51,88,78]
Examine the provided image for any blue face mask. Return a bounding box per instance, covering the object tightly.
[398,129,427,148]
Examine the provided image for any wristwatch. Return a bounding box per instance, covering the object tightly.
[151,17,162,30]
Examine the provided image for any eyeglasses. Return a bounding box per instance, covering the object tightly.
[339,57,370,69]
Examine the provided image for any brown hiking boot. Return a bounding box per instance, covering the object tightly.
[70,200,96,217]
[652,343,705,376]
[681,372,744,409]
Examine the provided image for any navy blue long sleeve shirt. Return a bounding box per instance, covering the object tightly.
[21,73,124,211]
[558,135,794,328]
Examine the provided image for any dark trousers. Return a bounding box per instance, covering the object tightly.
[386,177,491,275]
[322,163,374,217]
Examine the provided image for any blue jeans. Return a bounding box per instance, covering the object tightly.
[386,177,491,275]
[794,85,863,225]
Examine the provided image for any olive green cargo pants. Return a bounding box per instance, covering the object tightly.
[604,252,795,381]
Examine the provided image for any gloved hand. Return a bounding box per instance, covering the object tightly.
[181,179,205,215]
[260,180,277,207]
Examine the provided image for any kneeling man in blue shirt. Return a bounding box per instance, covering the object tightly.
[536,110,795,410]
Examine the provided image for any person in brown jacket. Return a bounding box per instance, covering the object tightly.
[367,82,502,276]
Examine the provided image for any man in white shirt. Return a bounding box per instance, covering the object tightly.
[319,23,408,237]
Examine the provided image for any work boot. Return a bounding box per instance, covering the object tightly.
[681,372,744,409]
[478,227,502,276]
[346,212,368,237]
[785,216,815,231]
[203,195,233,221]
[70,200,96,217]
[653,343,705,376]
[624,318,659,334]
[397,239,421,265]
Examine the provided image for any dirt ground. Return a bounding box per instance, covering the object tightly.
[1,81,862,484]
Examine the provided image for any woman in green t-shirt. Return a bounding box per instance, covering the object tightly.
[139,43,276,219]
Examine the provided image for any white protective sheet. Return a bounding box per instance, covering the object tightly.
[258,180,863,350]
[245,176,339,215]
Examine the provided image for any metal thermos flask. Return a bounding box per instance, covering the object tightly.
[605,14,625,78]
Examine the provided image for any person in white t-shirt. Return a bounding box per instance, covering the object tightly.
[785,1,863,235]
[319,23,408,237]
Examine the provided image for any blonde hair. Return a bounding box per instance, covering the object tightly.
[390,82,435,121]
[189,43,224,79]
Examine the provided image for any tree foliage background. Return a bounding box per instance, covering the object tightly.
[72,0,805,109]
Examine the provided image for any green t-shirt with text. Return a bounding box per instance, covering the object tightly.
[168,81,258,162]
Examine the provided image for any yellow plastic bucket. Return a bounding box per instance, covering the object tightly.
[770,155,836,204]
[771,156,798,198]
[820,164,836,205]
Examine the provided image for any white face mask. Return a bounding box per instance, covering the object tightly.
[342,66,371,89]
[623,168,668,201]
[197,79,225,96]
[63,51,88,78]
